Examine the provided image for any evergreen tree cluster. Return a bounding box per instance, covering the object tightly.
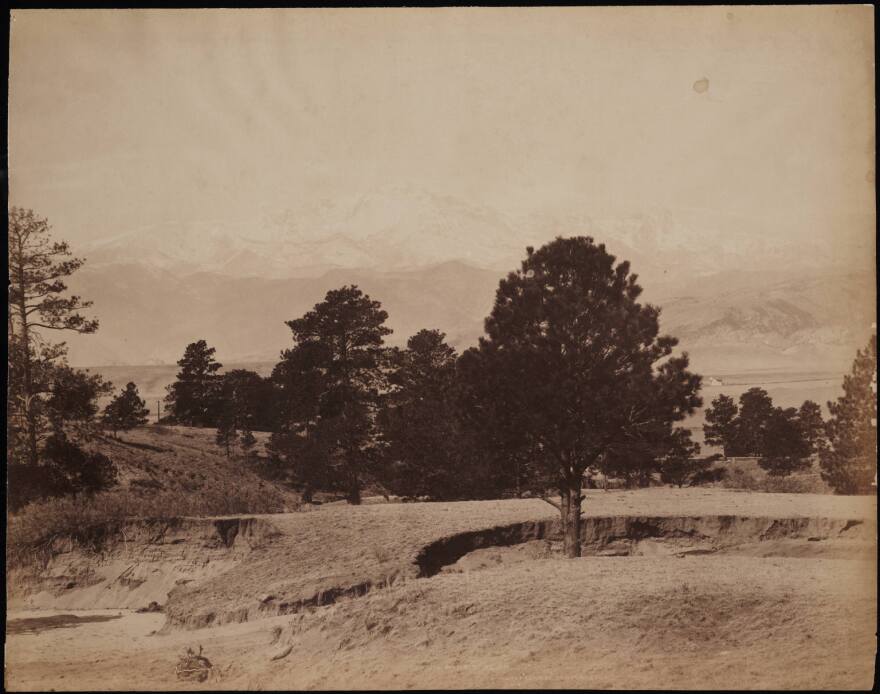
[10,207,875,525]
[703,388,826,477]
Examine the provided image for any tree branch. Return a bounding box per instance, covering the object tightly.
[28,323,93,332]
[539,494,561,511]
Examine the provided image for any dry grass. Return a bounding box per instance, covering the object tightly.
[88,425,284,499]
[243,555,876,690]
[6,487,291,568]
[163,499,559,627]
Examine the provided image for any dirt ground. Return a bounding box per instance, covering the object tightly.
[143,490,877,628]
[6,556,875,690]
[5,488,877,690]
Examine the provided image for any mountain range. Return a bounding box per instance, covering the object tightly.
[63,185,874,378]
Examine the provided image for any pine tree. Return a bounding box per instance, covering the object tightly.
[164,340,223,427]
[215,416,237,457]
[103,382,150,437]
[659,429,724,488]
[705,388,814,475]
[379,329,471,499]
[703,394,738,455]
[8,207,99,466]
[819,335,877,494]
[240,429,257,463]
[797,400,827,455]
[269,341,333,504]
[733,388,775,456]
[214,369,263,457]
[757,406,812,476]
[42,435,118,498]
[458,237,702,557]
[280,286,391,505]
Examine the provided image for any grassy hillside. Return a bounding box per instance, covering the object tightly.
[7,426,300,561]
[84,425,292,505]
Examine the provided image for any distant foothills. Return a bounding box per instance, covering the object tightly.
[66,258,873,374]
[53,186,870,371]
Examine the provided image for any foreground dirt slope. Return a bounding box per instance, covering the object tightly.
[5,490,876,690]
[253,555,878,690]
[13,489,874,624]
[163,499,559,627]
[6,555,875,690]
[7,518,283,612]
[164,489,875,629]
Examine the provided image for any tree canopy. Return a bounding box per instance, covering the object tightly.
[703,388,820,476]
[659,429,724,488]
[378,329,487,500]
[215,369,265,458]
[164,340,223,427]
[103,382,150,437]
[819,335,877,494]
[8,207,100,466]
[458,237,702,556]
[273,285,392,504]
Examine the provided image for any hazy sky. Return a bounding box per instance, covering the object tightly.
[8,7,876,271]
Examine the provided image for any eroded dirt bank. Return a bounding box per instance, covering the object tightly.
[7,517,281,612]
[9,492,875,630]
[419,514,872,572]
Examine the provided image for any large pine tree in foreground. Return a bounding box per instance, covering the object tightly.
[820,334,877,494]
[458,237,702,557]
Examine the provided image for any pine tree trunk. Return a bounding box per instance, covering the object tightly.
[560,487,572,556]
[561,483,582,558]
[16,279,38,467]
[301,485,313,505]
[347,471,361,505]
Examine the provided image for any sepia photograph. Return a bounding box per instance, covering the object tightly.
[5,6,877,690]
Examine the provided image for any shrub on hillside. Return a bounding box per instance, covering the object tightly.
[43,435,119,496]
[7,436,119,512]
[6,464,64,513]
[718,459,830,494]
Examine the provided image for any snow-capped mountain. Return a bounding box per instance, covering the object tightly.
[82,185,527,279]
[82,184,841,283]
[68,185,873,375]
